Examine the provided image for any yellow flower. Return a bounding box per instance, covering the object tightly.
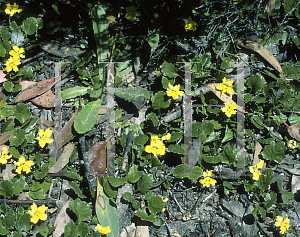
[14,156,34,174]
[183,16,197,31]
[221,102,237,118]
[94,224,111,234]
[145,134,170,158]
[162,133,171,141]
[27,203,47,224]
[125,6,141,21]
[216,77,234,96]
[249,159,264,181]
[200,177,217,187]
[35,128,54,148]
[275,216,290,234]
[4,57,21,72]
[161,196,168,202]
[5,3,22,17]
[288,140,298,149]
[161,196,168,212]
[166,83,184,100]
[203,171,213,178]
[199,170,217,187]
[10,46,25,59]
[0,147,12,165]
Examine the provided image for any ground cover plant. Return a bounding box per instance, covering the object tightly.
[0,0,300,236]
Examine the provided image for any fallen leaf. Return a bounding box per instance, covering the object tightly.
[253,140,262,167]
[2,164,16,180]
[205,83,244,114]
[48,143,74,173]
[88,141,107,177]
[0,70,7,83]
[15,78,55,103]
[0,131,14,146]
[265,0,276,12]
[52,200,71,237]
[234,39,287,79]
[135,226,149,237]
[280,117,300,141]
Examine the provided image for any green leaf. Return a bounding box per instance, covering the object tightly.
[0,180,15,198]
[39,223,48,237]
[220,144,236,165]
[108,176,127,187]
[4,82,14,93]
[14,103,31,124]
[69,199,92,223]
[62,86,91,101]
[16,213,31,232]
[133,134,148,150]
[16,66,33,78]
[173,164,192,178]
[123,192,140,209]
[76,222,89,237]
[12,176,25,196]
[246,74,263,94]
[64,221,77,237]
[29,180,50,199]
[148,196,165,214]
[259,207,268,221]
[148,30,159,49]
[288,114,300,125]
[127,166,142,183]
[95,180,119,237]
[261,141,286,162]
[252,208,258,220]
[0,27,11,41]
[22,17,39,35]
[68,181,87,198]
[0,220,9,235]
[137,174,154,194]
[202,155,221,164]
[263,192,277,209]
[146,112,159,127]
[161,61,178,78]
[9,128,25,147]
[168,144,184,154]
[10,21,19,30]
[221,126,233,143]
[34,157,55,180]
[284,0,295,14]
[0,44,6,57]
[258,169,273,192]
[74,97,102,134]
[103,179,118,198]
[281,190,294,204]
[220,57,234,69]
[115,87,150,102]
[3,209,16,229]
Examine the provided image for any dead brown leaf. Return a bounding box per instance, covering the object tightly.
[234,39,287,80]
[135,226,149,237]
[15,78,55,103]
[48,143,74,173]
[52,200,72,237]
[265,0,276,12]
[205,83,245,114]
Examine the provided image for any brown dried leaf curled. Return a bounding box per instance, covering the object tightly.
[280,117,300,141]
[234,39,286,79]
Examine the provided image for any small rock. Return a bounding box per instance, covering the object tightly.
[221,200,245,218]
